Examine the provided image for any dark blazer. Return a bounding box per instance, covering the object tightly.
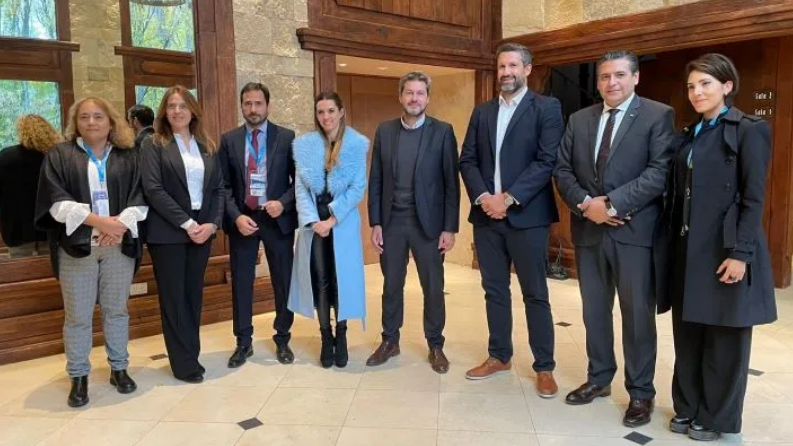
[140,137,224,244]
[0,144,47,246]
[218,122,297,235]
[554,95,675,248]
[459,89,563,229]
[368,116,460,239]
[134,126,154,151]
[655,108,776,327]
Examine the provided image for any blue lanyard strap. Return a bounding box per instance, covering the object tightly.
[81,142,111,184]
[246,130,265,167]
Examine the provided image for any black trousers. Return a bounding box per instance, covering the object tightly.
[311,191,345,330]
[228,210,295,347]
[575,234,657,399]
[380,215,445,348]
[473,222,555,371]
[149,241,211,379]
[670,235,752,433]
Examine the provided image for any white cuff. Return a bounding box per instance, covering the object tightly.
[50,201,90,236]
[582,195,593,205]
[118,206,149,239]
[181,218,197,231]
[475,193,487,205]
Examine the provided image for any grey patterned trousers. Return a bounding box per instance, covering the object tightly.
[58,246,135,378]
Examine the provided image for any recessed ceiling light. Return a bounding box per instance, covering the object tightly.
[376,66,388,71]
[338,63,347,67]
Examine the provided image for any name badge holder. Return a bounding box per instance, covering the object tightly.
[247,131,267,199]
[83,143,112,217]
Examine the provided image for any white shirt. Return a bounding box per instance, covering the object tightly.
[175,134,205,211]
[49,138,148,241]
[244,121,268,205]
[495,86,529,194]
[401,114,426,130]
[594,93,634,161]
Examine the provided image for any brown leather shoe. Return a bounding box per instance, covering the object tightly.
[535,371,558,398]
[366,341,400,367]
[428,348,450,374]
[465,357,511,380]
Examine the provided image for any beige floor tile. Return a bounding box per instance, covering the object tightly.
[235,425,340,446]
[37,419,156,446]
[0,416,69,446]
[345,390,439,429]
[200,352,292,388]
[359,361,441,392]
[438,430,540,446]
[279,361,365,389]
[741,403,793,443]
[760,372,793,400]
[438,392,533,433]
[441,366,523,395]
[336,427,437,446]
[163,385,273,423]
[258,387,355,426]
[0,375,112,419]
[527,398,628,437]
[76,381,194,421]
[134,421,243,446]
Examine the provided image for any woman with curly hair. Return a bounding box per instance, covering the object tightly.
[0,114,61,257]
[34,97,148,407]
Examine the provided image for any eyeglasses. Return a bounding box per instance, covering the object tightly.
[167,103,190,112]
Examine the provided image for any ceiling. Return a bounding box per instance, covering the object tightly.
[336,55,473,78]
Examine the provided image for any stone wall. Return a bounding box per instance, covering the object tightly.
[69,0,125,114]
[427,71,476,267]
[232,0,314,135]
[502,0,706,35]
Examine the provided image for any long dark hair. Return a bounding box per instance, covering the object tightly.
[314,91,347,170]
[153,85,216,153]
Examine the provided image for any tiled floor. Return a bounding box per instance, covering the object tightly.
[2,262,793,445]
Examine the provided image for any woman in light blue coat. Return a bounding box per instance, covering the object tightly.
[289,91,369,368]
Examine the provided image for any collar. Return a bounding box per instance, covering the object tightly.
[76,137,112,153]
[400,114,426,130]
[137,126,153,135]
[244,120,268,135]
[603,93,635,115]
[499,86,529,107]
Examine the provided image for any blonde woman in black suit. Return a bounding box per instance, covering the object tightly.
[141,86,224,383]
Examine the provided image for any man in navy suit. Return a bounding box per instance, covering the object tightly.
[218,83,298,367]
[460,43,564,398]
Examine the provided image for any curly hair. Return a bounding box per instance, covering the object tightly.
[16,114,62,152]
[64,97,136,149]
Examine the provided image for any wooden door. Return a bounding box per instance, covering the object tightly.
[337,74,403,264]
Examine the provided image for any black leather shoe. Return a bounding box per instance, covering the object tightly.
[227,345,253,368]
[320,328,335,368]
[565,382,611,405]
[623,398,654,427]
[178,371,204,384]
[110,369,137,394]
[688,420,720,441]
[276,343,294,364]
[670,415,692,434]
[67,376,89,408]
[335,324,348,368]
[366,341,400,367]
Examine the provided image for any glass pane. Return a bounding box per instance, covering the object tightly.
[0,80,61,150]
[0,0,57,39]
[130,0,195,52]
[135,85,197,111]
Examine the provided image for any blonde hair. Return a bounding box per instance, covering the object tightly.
[64,97,135,149]
[153,85,216,154]
[313,91,346,170]
[16,114,62,152]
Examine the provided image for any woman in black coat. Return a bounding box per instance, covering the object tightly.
[655,53,777,441]
[141,86,224,383]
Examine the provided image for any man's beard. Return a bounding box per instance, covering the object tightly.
[402,104,426,117]
[244,113,266,126]
[499,76,525,93]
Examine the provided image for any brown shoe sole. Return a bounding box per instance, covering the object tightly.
[366,348,400,367]
[465,368,510,380]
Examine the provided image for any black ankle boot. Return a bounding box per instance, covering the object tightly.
[320,328,335,368]
[110,369,138,394]
[68,376,89,407]
[335,324,348,368]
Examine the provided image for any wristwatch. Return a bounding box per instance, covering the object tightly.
[504,194,515,207]
[605,200,617,217]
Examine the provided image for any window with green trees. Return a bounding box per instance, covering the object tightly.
[135,85,197,111]
[0,0,57,40]
[130,0,194,53]
[0,80,60,150]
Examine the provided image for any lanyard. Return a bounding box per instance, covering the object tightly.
[688,106,729,168]
[246,130,265,168]
[81,142,111,184]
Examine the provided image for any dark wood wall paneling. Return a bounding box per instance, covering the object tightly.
[0,0,273,365]
[503,0,793,287]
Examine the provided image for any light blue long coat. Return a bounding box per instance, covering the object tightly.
[288,127,369,326]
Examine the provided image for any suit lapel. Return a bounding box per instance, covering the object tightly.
[606,95,641,165]
[266,121,278,173]
[487,99,499,156]
[589,104,603,173]
[390,119,400,178]
[414,116,433,177]
[502,90,534,144]
[199,141,212,192]
[234,126,246,178]
[165,139,189,192]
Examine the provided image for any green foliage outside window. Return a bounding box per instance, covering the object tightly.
[0,0,56,39]
[136,85,197,112]
[0,80,61,150]
[130,0,195,53]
